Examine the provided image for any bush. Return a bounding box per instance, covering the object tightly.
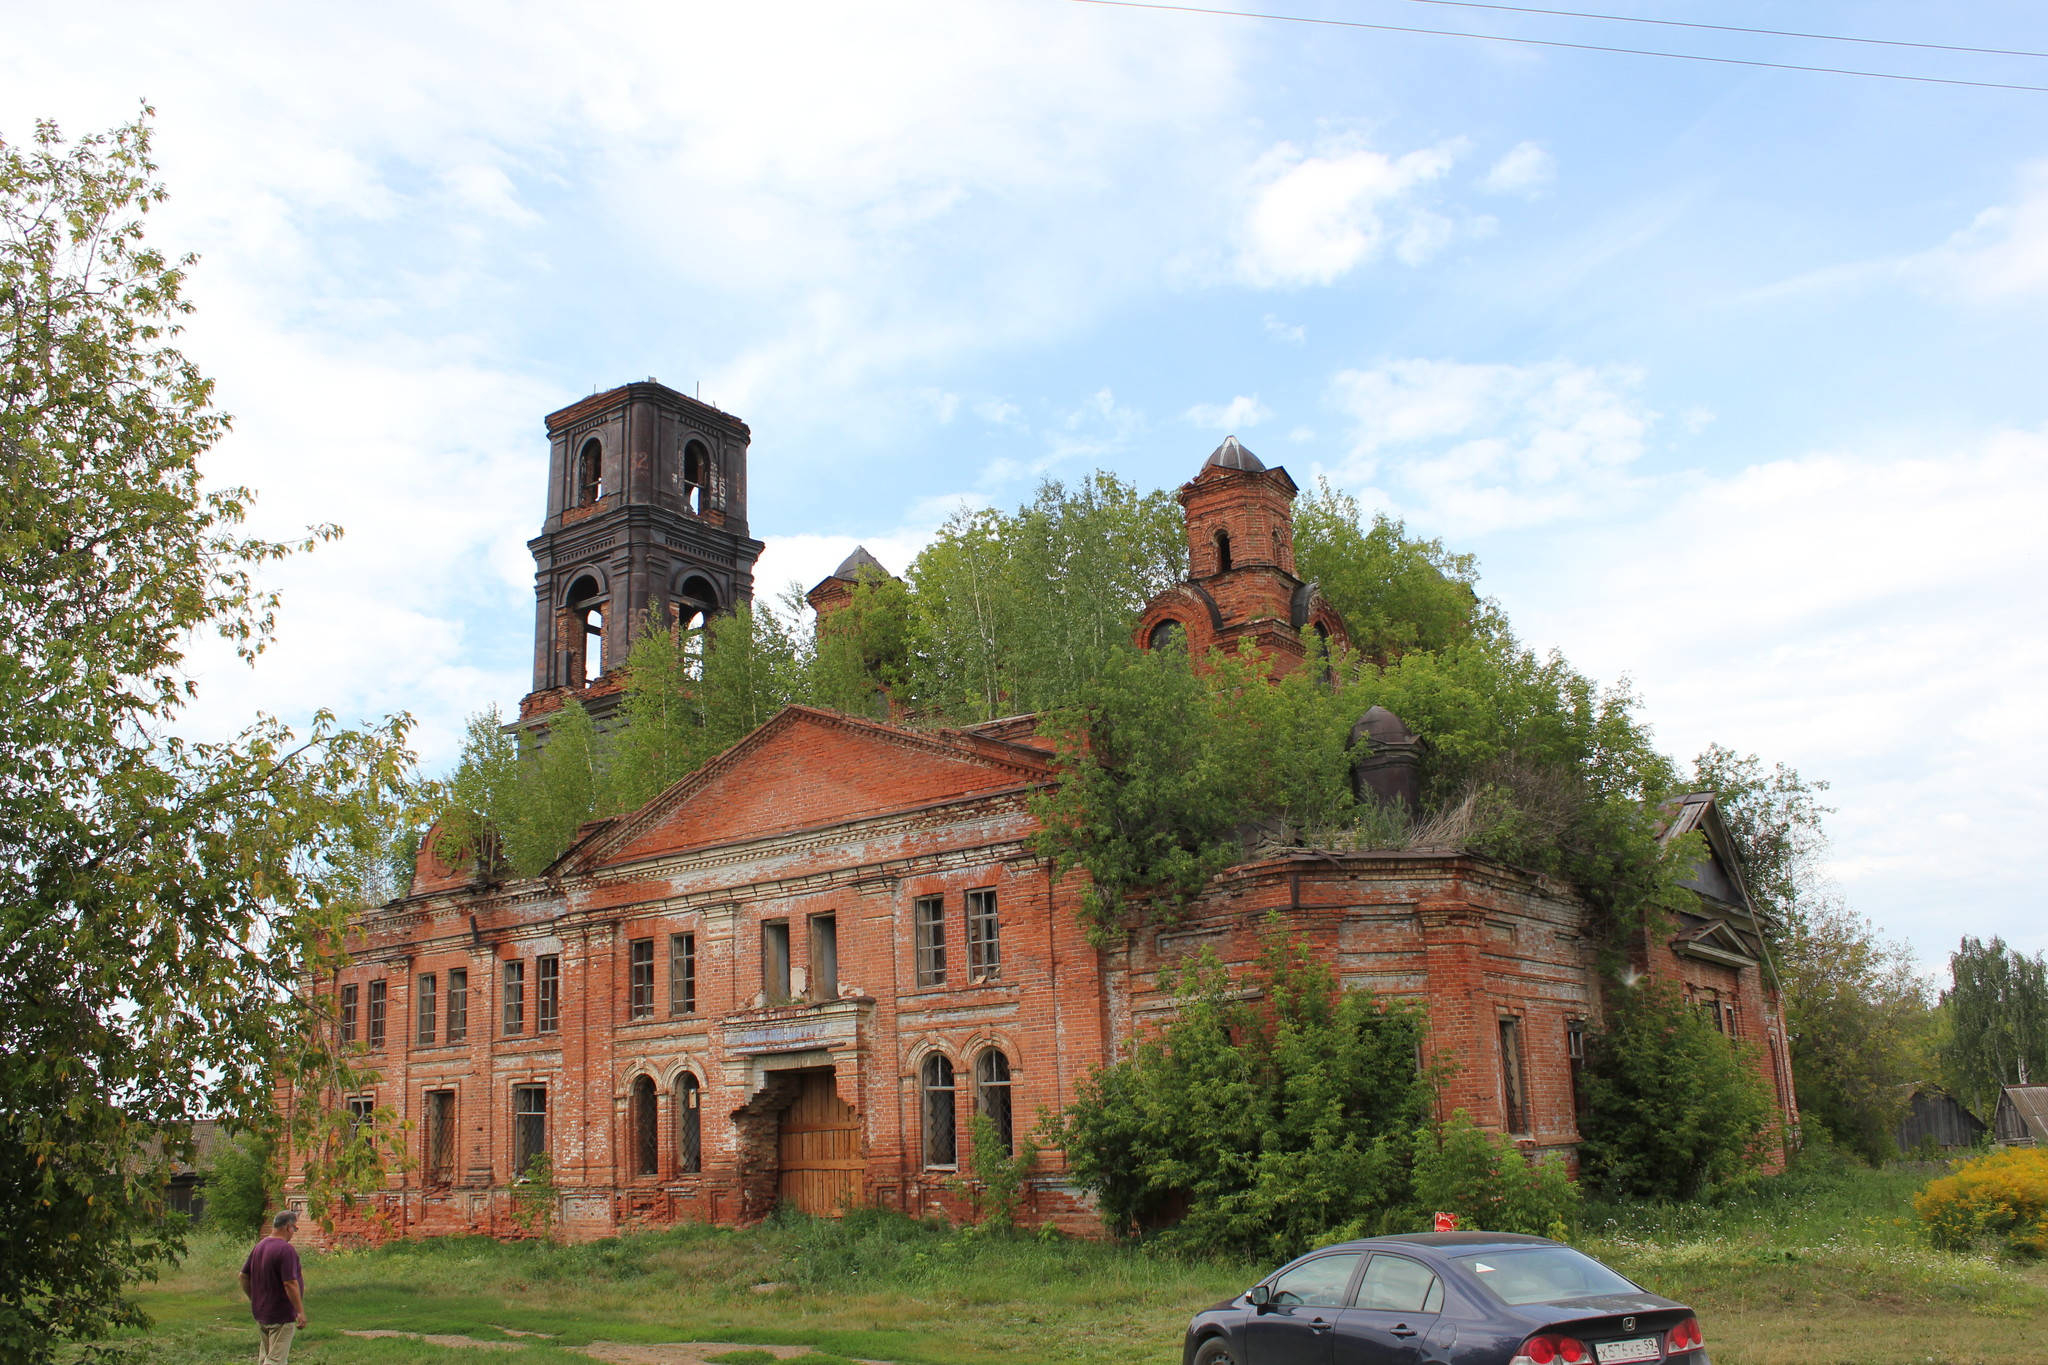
[1061,932,1433,1260]
[1578,980,1777,1199]
[1411,1110,1580,1237]
[1914,1146,2048,1258]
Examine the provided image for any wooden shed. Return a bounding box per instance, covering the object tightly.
[1894,1086,1986,1153]
[1992,1086,2048,1146]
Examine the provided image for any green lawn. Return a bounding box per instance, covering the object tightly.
[108,1160,2048,1365]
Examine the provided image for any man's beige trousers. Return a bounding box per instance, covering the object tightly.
[256,1320,296,1365]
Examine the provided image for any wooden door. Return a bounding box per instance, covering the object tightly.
[777,1071,862,1216]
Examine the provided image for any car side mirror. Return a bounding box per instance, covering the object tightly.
[1247,1285,1272,1309]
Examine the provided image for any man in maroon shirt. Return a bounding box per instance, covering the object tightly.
[238,1210,307,1364]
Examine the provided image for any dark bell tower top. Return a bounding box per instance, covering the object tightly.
[523,381,765,709]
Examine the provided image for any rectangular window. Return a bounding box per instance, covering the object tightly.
[810,914,838,1000]
[914,895,946,987]
[1499,1018,1527,1134]
[536,955,561,1034]
[447,969,468,1044]
[513,1084,547,1177]
[425,1090,455,1184]
[502,960,526,1036]
[416,974,438,1046]
[339,983,359,1044]
[669,933,696,1016]
[346,1095,375,1131]
[628,938,655,1019]
[1566,1018,1587,1120]
[966,889,1000,982]
[367,980,387,1049]
[762,921,791,1004]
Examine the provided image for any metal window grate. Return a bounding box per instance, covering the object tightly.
[632,1076,658,1176]
[914,896,946,987]
[629,939,655,1019]
[966,889,1000,981]
[677,1074,702,1173]
[425,1090,455,1184]
[922,1053,956,1167]
[975,1048,1013,1153]
[537,955,560,1034]
[1498,1018,1527,1134]
[513,1084,547,1176]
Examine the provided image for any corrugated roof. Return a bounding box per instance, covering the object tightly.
[1999,1085,2048,1140]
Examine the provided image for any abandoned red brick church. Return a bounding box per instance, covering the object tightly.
[285,381,1797,1241]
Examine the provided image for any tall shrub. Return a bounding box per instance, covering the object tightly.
[1411,1109,1580,1237]
[1061,934,1433,1259]
[1915,1146,2048,1259]
[1578,981,1776,1199]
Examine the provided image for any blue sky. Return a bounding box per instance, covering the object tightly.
[5,0,2045,969]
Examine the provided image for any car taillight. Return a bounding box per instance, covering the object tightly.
[1511,1334,1591,1365]
[1667,1317,1704,1353]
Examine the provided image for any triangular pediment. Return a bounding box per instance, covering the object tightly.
[573,705,1052,869]
[1671,916,1760,968]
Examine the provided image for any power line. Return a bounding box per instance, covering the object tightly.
[1387,0,2048,62]
[1062,0,2048,93]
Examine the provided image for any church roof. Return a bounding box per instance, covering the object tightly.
[831,545,891,580]
[1203,435,1265,473]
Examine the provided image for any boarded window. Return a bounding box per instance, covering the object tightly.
[339,983,359,1045]
[914,895,946,987]
[763,921,791,1003]
[513,1084,547,1177]
[367,980,387,1049]
[502,960,525,1036]
[425,1090,455,1184]
[537,955,561,1034]
[416,974,437,1046]
[922,1054,956,1167]
[677,1074,702,1174]
[629,938,655,1019]
[975,1048,1013,1154]
[966,889,1000,981]
[670,933,696,1015]
[447,969,468,1044]
[1499,1018,1527,1134]
[631,1075,659,1177]
[810,914,838,1000]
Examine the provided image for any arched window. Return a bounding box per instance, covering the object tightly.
[631,1074,658,1177]
[676,575,718,679]
[1146,619,1186,652]
[576,438,603,506]
[681,440,709,514]
[921,1053,956,1167]
[1213,528,1233,573]
[676,1073,702,1174]
[566,575,605,686]
[975,1048,1013,1154]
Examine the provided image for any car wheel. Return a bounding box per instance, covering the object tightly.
[1193,1337,1239,1365]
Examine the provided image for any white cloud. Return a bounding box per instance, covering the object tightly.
[1328,358,1655,533]
[1479,141,1555,197]
[1263,314,1306,344]
[1234,138,1466,287]
[1184,394,1271,430]
[1920,161,2048,302]
[1516,424,2048,964]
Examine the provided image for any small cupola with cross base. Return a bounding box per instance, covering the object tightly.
[1134,435,1349,676]
[519,381,764,723]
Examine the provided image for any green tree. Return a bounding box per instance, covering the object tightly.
[1410,1109,1580,1237]
[200,1131,280,1237]
[1293,478,1481,660]
[1061,935,1433,1258]
[0,112,413,1362]
[1578,981,1777,1198]
[1690,744,1832,926]
[1940,936,2048,1117]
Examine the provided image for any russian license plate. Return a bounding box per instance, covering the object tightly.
[1595,1338,1661,1364]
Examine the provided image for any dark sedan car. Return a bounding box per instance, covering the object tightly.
[1183,1232,1707,1365]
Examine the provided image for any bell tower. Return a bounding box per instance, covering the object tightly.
[520,381,765,717]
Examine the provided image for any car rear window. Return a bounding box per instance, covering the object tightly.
[1453,1248,1640,1305]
